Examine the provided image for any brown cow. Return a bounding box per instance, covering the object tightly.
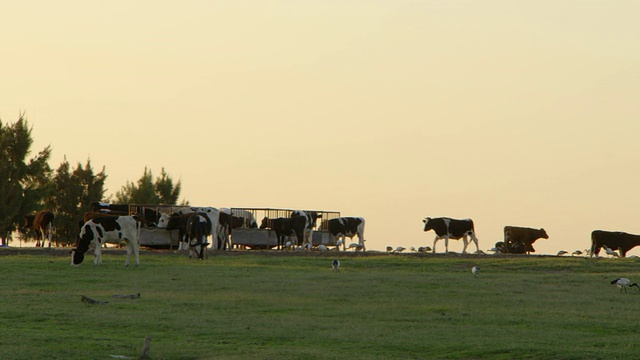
[24,210,55,247]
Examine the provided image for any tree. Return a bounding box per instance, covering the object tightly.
[115,167,184,205]
[47,158,108,245]
[0,113,51,245]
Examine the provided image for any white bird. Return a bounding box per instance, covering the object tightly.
[317,244,328,251]
[571,250,583,256]
[557,250,568,256]
[611,278,640,293]
[604,246,619,258]
[336,239,343,249]
[386,246,393,252]
[394,246,406,253]
[471,266,479,278]
[332,259,340,273]
[348,243,359,250]
[410,247,416,252]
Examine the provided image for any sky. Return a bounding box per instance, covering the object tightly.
[2,1,640,255]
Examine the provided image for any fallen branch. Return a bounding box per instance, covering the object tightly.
[81,295,108,305]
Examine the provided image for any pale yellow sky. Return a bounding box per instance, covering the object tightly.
[3,1,640,254]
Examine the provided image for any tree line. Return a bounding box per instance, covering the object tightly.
[0,113,186,246]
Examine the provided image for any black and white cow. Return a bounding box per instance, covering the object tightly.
[591,230,640,258]
[185,212,212,259]
[71,215,141,266]
[217,212,246,250]
[157,207,220,251]
[499,226,549,254]
[23,210,55,247]
[260,217,305,249]
[291,210,321,248]
[327,217,365,251]
[422,217,479,254]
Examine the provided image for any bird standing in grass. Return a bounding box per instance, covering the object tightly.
[611,278,640,293]
[471,266,479,278]
[332,260,340,273]
[604,246,619,258]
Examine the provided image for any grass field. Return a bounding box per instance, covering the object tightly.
[1,248,640,360]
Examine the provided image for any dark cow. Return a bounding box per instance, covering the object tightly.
[327,217,365,251]
[185,212,212,259]
[422,217,479,254]
[23,210,55,247]
[217,212,245,250]
[163,213,195,251]
[591,230,640,258]
[71,215,141,266]
[260,217,306,249]
[158,207,220,250]
[291,210,321,248]
[499,226,549,254]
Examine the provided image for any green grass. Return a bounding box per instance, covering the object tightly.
[1,250,639,359]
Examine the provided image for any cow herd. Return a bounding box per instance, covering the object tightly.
[17,204,640,266]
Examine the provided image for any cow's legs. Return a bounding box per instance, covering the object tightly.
[433,236,439,253]
[93,242,103,265]
[124,242,132,266]
[131,239,140,266]
[470,234,480,253]
[461,236,469,254]
[444,236,449,253]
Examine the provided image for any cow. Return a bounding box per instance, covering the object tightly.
[185,212,212,259]
[500,226,549,254]
[23,210,55,247]
[260,217,305,250]
[162,213,195,251]
[422,217,479,254]
[291,210,321,248]
[157,207,220,251]
[217,212,245,250]
[590,230,640,258]
[71,215,141,266]
[327,217,365,251]
[221,208,258,229]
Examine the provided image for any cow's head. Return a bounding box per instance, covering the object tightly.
[422,217,433,231]
[540,228,549,239]
[22,214,35,231]
[70,248,85,266]
[156,213,172,229]
[259,217,271,229]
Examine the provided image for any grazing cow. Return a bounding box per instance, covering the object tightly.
[260,217,305,250]
[591,230,640,258]
[501,226,549,254]
[291,210,321,248]
[23,210,55,247]
[71,215,141,266]
[327,217,365,251]
[422,217,479,254]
